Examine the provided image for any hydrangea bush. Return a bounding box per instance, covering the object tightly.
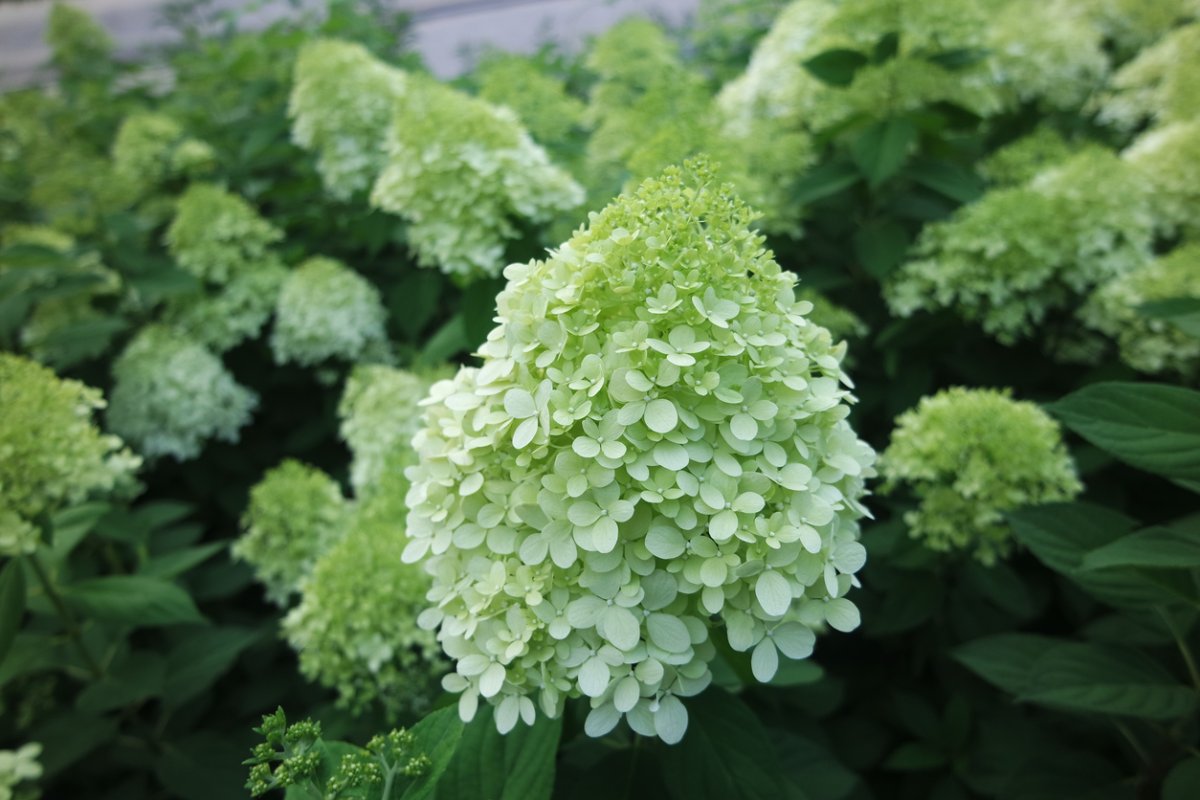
[404,161,876,742]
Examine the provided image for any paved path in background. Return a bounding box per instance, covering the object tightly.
[0,0,699,88]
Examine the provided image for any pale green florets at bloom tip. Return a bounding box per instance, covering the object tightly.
[270,257,389,367]
[979,128,1075,187]
[165,184,284,285]
[0,355,140,557]
[475,54,586,152]
[0,742,43,800]
[879,387,1081,565]
[107,326,258,461]
[111,112,216,190]
[405,159,875,743]
[162,257,288,354]
[234,460,350,605]
[1123,120,1200,240]
[1097,22,1200,130]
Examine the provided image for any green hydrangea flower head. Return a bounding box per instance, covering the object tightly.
[162,258,288,354]
[270,257,388,367]
[235,460,350,605]
[283,489,442,716]
[339,365,449,497]
[165,184,283,284]
[370,73,584,280]
[46,3,114,80]
[980,128,1075,187]
[796,288,867,343]
[1099,22,1200,130]
[1085,0,1200,53]
[1082,244,1200,376]
[887,148,1156,344]
[107,326,258,461]
[1124,120,1200,239]
[27,148,138,236]
[0,355,139,556]
[405,160,876,743]
[289,39,408,200]
[880,387,1081,565]
[0,742,42,800]
[111,112,216,189]
[475,54,586,153]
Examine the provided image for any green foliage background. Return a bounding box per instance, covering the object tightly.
[2,1,1200,798]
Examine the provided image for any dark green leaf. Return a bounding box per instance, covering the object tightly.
[30,710,118,777]
[1138,297,1200,338]
[164,626,263,707]
[851,118,917,187]
[661,687,790,800]
[0,559,26,668]
[884,742,946,771]
[774,731,859,800]
[76,651,165,713]
[803,49,869,87]
[872,32,899,63]
[853,220,910,279]
[461,277,504,347]
[388,270,442,339]
[793,161,861,205]
[1049,382,1200,488]
[64,575,206,626]
[955,633,1063,696]
[1163,757,1200,800]
[418,314,469,366]
[49,502,111,559]
[925,48,988,69]
[906,157,984,203]
[141,541,227,579]
[432,707,562,800]
[400,706,467,800]
[1082,525,1200,571]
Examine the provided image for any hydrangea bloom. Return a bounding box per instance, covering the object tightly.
[979,128,1075,187]
[1098,22,1200,130]
[1124,120,1200,239]
[887,148,1156,343]
[1082,244,1200,376]
[1085,0,1199,53]
[0,742,42,800]
[289,39,407,200]
[107,326,258,461]
[162,259,288,353]
[270,257,389,367]
[370,73,583,280]
[234,460,350,604]
[0,355,139,556]
[475,54,586,154]
[405,161,876,742]
[111,112,216,189]
[338,365,448,497]
[283,488,442,716]
[796,288,867,343]
[880,387,1081,565]
[46,2,113,80]
[165,184,283,285]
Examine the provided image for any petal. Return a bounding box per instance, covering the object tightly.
[573,437,601,458]
[751,639,779,683]
[653,695,689,745]
[732,491,765,514]
[644,399,679,434]
[579,656,611,698]
[653,441,690,471]
[730,413,758,441]
[495,695,521,733]
[647,613,691,653]
[755,570,792,617]
[568,501,604,527]
[825,598,861,632]
[645,526,685,559]
[709,509,739,542]
[591,517,619,553]
[602,605,641,651]
[699,558,728,587]
[503,389,536,419]
[772,622,816,659]
[584,703,621,738]
[513,417,539,449]
[479,662,506,698]
[614,676,641,713]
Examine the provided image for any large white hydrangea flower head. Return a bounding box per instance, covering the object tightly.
[404,161,876,743]
[270,257,389,367]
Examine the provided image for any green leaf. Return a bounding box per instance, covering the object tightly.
[164,626,263,708]
[30,710,118,777]
[157,731,252,800]
[661,687,791,800]
[1081,525,1200,571]
[141,541,227,579]
[774,731,859,800]
[803,49,869,86]
[853,220,910,279]
[76,651,165,713]
[0,559,26,668]
[1049,382,1200,489]
[400,706,467,800]
[49,502,111,559]
[851,118,917,187]
[955,633,1064,696]
[793,161,861,205]
[432,707,562,800]
[905,157,984,203]
[883,742,946,771]
[1164,757,1200,800]
[461,277,504,347]
[418,314,469,366]
[64,575,206,627]
[770,659,825,687]
[388,270,442,339]
[1138,297,1200,338]
[34,315,129,368]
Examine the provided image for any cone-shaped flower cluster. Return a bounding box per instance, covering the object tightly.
[107,326,258,460]
[234,459,350,605]
[165,184,284,285]
[270,257,388,367]
[111,112,215,190]
[1099,22,1200,129]
[404,161,876,742]
[880,387,1081,565]
[1,354,139,555]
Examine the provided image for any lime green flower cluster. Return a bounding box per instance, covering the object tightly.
[1082,244,1200,376]
[107,326,258,460]
[283,490,443,716]
[796,288,868,343]
[1085,0,1199,52]
[338,365,446,496]
[27,149,138,237]
[370,73,583,280]
[1099,22,1200,129]
[111,112,216,190]
[475,54,586,154]
[405,162,875,742]
[1,355,139,556]
[46,2,114,81]
[235,460,350,604]
[880,388,1081,565]
[162,185,287,351]
[1124,120,1200,239]
[270,257,388,367]
[888,148,1156,343]
[979,128,1074,187]
[0,742,42,800]
[289,40,408,200]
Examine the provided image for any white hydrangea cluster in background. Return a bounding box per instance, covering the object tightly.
[111,111,215,190]
[270,257,389,367]
[1098,22,1200,129]
[1082,244,1200,376]
[887,148,1156,344]
[107,326,258,461]
[370,73,584,281]
[1123,120,1200,239]
[404,162,875,743]
[163,258,289,353]
[289,39,407,200]
[0,742,42,800]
